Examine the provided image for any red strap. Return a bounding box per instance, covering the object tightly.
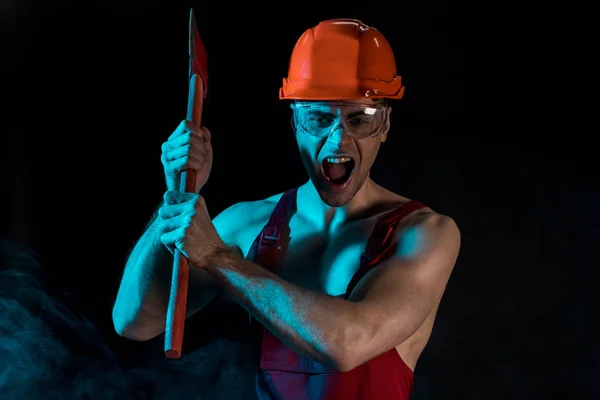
[256,188,298,270]
[345,200,427,297]
[363,200,427,260]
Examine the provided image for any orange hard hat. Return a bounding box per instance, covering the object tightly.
[279,19,405,101]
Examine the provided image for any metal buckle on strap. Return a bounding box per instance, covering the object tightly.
[260,224,286,249]
[362,224,394,261]
[360,253,374,262]
[370,225,394,246]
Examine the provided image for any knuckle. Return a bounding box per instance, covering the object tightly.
[184,120,198,131]
[189,133,201,144]
[171,157,183,168]
[184,119,199,129]
[172,158,183,169]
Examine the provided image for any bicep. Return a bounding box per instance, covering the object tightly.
[350,215,460,348]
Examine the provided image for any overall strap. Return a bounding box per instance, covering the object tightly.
[253,188,298,270]
[345,200,427,297]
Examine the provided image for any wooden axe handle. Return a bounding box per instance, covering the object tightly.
[164,74,203,359]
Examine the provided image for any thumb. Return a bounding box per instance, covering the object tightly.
[195,195,211,218]
[163,190,197,205]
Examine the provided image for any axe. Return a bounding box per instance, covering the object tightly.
[164,8,208,359]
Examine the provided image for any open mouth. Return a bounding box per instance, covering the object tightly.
[322,156,355,185]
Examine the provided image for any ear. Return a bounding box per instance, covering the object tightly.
[380,106,392,143]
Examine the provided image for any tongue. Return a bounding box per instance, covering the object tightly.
[325,162,347,180]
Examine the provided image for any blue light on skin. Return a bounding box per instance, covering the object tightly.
[217,268,329,355]
[207,100,397,366]
[213,213,428,360]
[324,222,428,295]
[397,226,425,258]
[215,228,428,366]
[292,99,390,213]
[323,242,366,295]
[206,192,429,372]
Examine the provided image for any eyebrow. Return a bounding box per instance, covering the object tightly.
[305,105,379,116]
[307,109,336,115]
[347,109,376,117]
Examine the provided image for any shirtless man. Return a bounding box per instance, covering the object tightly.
[113,18,461,399]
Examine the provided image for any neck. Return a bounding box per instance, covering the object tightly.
[297,177,380,232]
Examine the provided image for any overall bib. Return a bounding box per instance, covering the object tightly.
[247,187,426,399]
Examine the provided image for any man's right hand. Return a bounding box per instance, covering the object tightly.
[161,120,213,193]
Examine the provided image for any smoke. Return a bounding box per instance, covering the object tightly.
[0,238,128,399]
[122,336,255,400]
[0,237,256,400]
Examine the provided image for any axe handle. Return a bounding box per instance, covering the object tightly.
[164,74,204,359]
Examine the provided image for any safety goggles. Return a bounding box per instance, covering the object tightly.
[291,101,389,140]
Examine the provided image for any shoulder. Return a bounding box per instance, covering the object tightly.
[210,191,288,243]
[213,192,284,226]
[395,203,461,263]
[378,186,460,240]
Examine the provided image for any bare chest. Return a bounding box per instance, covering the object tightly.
[238,215,377,297]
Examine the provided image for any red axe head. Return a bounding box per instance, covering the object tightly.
[189,9,208,99]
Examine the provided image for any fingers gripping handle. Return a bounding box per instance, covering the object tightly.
[165,74,204,359]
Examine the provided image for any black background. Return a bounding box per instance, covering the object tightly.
[1,1,597,399]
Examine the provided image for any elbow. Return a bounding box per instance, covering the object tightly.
[112,307,159,342]
[331,344,367,372]
[329,319,374,372]
[334,358,356,373]
[333,329,413,372]
[327,333,361,372]
[112,322,132,339]
[326,348,356,372]
[332,345,361,372]
[113,319,158,342]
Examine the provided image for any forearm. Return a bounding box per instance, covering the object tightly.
[205,250,363,370]
[112,214,173,339]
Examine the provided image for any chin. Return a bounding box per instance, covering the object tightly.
[314,173,363,208]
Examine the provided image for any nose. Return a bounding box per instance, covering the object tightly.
[326,124,351,146]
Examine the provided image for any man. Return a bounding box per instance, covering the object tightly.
[113,18,460,399]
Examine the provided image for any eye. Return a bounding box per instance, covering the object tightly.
[309,113,335,126]
[348,116,371,126]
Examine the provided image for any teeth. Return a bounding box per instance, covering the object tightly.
[325,157,351,164]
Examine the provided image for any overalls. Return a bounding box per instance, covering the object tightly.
[246,187,426,399]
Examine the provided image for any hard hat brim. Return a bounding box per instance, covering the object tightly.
[279,77,405,101]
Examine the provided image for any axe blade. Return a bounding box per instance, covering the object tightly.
[189,8,208,98]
